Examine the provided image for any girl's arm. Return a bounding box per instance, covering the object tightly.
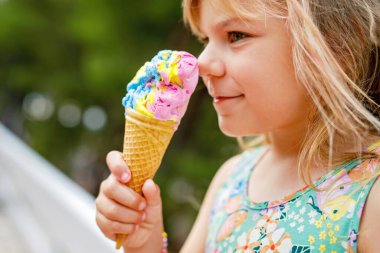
[180,154,242,253]
[357,176,380,253]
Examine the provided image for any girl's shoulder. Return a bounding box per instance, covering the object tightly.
[357,165,380,252]
[213,154,243,185]
[223,144,268,178]
[356,139,380,252]
[208,144,267,197]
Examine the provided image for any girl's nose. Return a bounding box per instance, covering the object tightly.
[198,45,225,78]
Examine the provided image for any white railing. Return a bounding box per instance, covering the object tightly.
[0,123,121,253]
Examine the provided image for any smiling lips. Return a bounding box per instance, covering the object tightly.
[213,95,244,103]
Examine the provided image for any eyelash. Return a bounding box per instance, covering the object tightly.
[227,31,247,43]
[198,31,248,46]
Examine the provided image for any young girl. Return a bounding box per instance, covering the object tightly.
[95,0,380,252]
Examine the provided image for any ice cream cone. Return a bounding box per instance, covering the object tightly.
[116,108,176,249]
[116,50,198,249]
[122,108,175,193]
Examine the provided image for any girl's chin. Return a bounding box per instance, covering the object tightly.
[218,118,263,137]
[218,120,247,137]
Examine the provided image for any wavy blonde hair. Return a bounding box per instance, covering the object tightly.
[183,0,380,186]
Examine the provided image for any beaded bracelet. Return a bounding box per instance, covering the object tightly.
[161,232,168,253]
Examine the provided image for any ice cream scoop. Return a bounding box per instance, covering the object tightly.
[122,50,198,124]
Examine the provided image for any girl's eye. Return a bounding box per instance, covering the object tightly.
[227,32,247,43]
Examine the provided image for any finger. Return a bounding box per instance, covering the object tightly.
[96,211,136,238]
[96,193,146,224]
[106,151,131,183]
[101,175,147,211]
[96,215,116,242]
[142,179,161,208]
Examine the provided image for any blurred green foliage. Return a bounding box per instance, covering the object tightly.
[0,0,237,250]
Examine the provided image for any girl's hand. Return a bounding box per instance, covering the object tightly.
[95,151,164,252]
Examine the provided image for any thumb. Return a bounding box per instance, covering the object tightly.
[142,179,162,207]
[106,151,131,184]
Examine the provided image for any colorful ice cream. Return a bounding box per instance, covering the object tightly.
[122,50,199,123]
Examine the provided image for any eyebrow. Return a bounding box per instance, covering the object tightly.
[197,16,265,39]
[215,17,263,30]
[216,18,244,28]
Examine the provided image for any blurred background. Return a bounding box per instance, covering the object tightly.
[0,0,237,251]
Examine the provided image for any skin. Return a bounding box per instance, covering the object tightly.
[95,0,380,252]
[95,151,165,253]
[198,7,313,137]
[357,175,380,253]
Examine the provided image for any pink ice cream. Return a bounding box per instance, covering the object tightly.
[122,50,199,123]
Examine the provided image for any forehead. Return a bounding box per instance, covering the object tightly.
[190,0,284,36]
[198,0,268,31]
[201,0,267,19]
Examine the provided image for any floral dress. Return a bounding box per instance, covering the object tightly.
[206,142,380,253]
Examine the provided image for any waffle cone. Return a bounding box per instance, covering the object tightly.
[122,108,176,194]
[116,109,176,249]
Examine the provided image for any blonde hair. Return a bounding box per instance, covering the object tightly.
[183,0,380,186]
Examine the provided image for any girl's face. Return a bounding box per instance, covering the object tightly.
[198,1,314,137]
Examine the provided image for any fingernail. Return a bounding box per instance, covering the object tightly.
[146,179,157,192]
[120,172,130,183]
[138,202,146,211]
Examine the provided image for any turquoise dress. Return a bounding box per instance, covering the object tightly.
[206,142,380,253]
